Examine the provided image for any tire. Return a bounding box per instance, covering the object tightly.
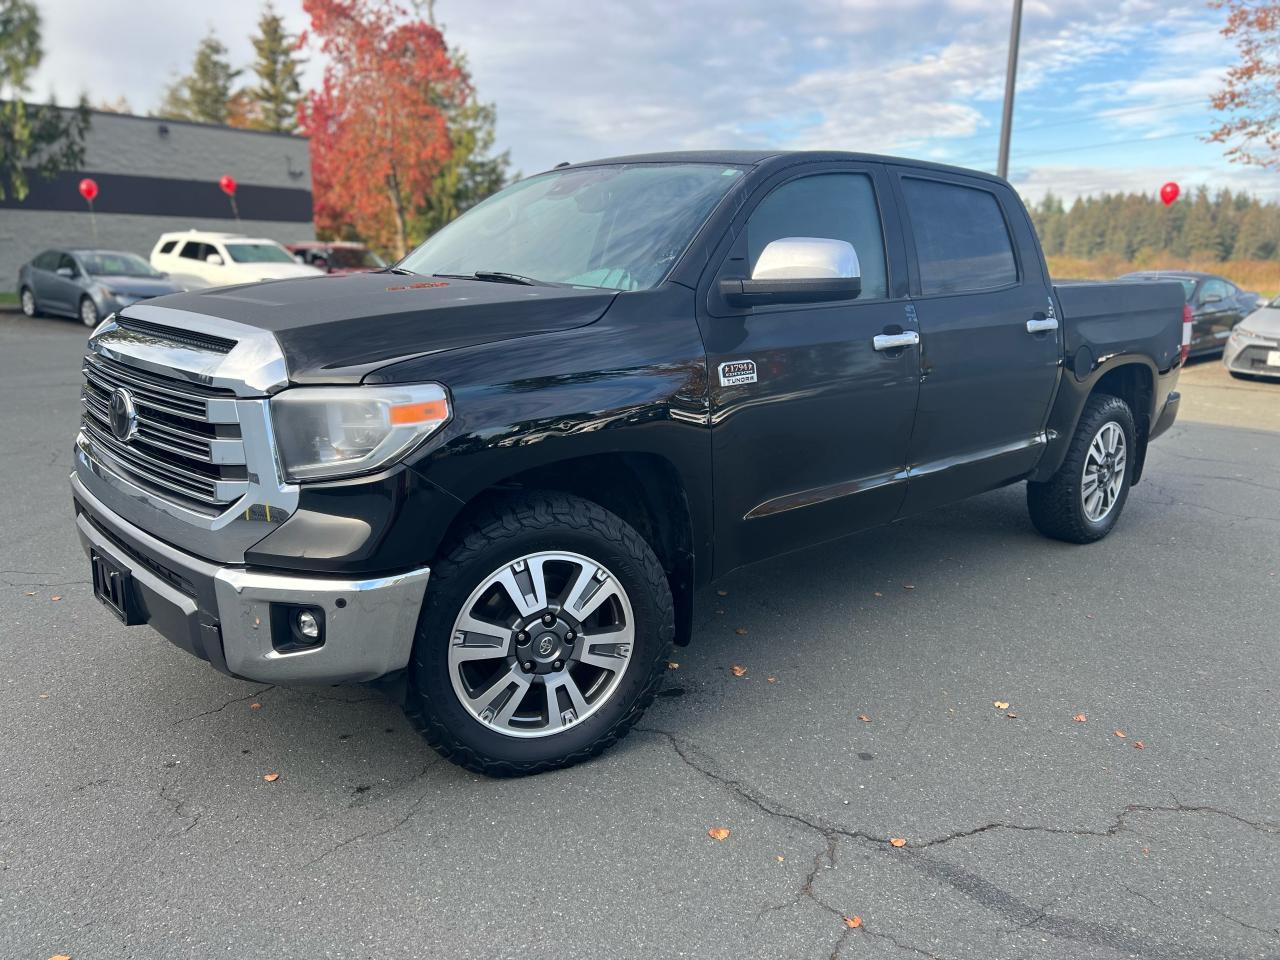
[79,296,99,328]
[1027,394,1136,544]
[19,286,38,317]
[404,491,674,777]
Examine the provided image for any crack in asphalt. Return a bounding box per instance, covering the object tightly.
[642,727,1277,960]
[171,685,276,726]
[300,763,439,869]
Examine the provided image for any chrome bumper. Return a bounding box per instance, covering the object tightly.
[71,472,430,684]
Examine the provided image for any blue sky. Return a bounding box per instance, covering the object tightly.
[27,0,1279,201]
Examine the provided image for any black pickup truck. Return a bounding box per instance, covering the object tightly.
[71,151,1185,775]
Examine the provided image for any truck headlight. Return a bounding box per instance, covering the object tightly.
[269,383,451,481]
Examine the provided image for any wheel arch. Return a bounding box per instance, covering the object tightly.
[433,451,701,647]
[1035,356,1156,484]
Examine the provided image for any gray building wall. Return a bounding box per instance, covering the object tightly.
[1,110,314,289]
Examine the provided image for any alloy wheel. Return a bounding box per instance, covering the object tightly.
[80,298,99,327]
[20,289,35,317]
[1081,420,1127,522]
[447,550,635,738]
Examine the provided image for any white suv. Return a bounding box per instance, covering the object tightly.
[150,231,324,290]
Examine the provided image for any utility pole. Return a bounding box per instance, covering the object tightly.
[996,0,1023,180]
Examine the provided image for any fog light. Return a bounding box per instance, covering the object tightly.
[296,609,320,640]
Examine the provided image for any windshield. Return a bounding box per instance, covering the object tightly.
[398,162,746,290]
[328,247,386,269]
[225,242,295,264]
[80,252,162,277]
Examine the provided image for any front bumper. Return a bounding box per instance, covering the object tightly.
[1223,334,1280,378]
[71,472,430,683]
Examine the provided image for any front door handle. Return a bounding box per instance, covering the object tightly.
[1027,316,1059,334]
[873,331,920,351]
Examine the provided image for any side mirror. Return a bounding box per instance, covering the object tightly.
[720,237,861,307]
[206,253,224,266]
[56,266,75,278]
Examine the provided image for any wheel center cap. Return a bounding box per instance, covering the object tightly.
[536,633,558,658]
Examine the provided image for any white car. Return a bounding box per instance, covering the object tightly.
[149,231,324,290]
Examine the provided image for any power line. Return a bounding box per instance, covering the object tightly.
[946,129,1205,169]
[933,96,1210,147]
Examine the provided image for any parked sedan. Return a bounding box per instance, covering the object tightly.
[1119,271,1261,358]
[19,249,184,327]
[1223,296,1280,381]
[286,241,387,274]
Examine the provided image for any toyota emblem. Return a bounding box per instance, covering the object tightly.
[108,387,139,443]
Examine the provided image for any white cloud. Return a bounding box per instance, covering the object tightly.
[1013,162,1280,203]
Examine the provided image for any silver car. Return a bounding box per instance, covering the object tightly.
[1223,295,1280,381]
[18,248,184,327]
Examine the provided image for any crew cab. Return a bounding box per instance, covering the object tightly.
[71,151,1184,776]
[150,231,322,290]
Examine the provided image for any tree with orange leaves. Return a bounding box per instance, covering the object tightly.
[1207,1,1280,169]
[299,0,467,258]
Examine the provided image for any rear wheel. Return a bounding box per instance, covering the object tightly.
[19,286,38,317]
[1027,394,1135,544]
[404,492,674,776]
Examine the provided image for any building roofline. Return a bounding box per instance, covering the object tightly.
[0,100,308,141]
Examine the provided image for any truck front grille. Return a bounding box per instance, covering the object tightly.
[80,353,250,512]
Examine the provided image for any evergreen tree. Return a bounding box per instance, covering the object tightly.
[158,31,240,124]
[0,0,90,201]
[243,3,304,133]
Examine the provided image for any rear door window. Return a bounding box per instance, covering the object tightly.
[33,251,59,270]
[902,177,1018,296]
[158,240,178,255]
[179,241,212,261]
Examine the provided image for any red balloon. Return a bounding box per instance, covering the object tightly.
[78,177,99,202]
[219,174,237,196]
[1159,181,1180,206]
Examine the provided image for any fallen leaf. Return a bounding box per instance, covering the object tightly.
[717,589,728,597]
[38,693,49,699]
[889,837,907,847]
[50,596,62,602]
[1072,714,1087,722]
[734,627,748,636]
[250,702,262,710]
[903,584,915,590]
[993,700,1009,710]
[1133,740,1145,750]
[1141,846,1149,855]
[767,676,778,684]
[873,591,883,597]
[1114,730,1126,738]
[708,827,730,841]
[858,714,871,722]
[1085,613,1095,620]
[776,855,785,862]
[844,915,862,929]
[667,662,680,670]
[731,665,747,677]
[263,772,280,782]
[1005,712,1019,719]
[25,591,34,596]
[48,955,71,960]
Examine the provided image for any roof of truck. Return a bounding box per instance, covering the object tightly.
[562,150,1007,184]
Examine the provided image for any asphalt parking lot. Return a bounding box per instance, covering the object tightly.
[1,310,1276,960]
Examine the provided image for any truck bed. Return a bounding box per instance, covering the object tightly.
[1054,280,1186,375]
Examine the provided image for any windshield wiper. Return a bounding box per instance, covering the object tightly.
[433,271,550,286]
[386,266,417,275]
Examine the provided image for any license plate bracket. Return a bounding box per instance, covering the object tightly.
[91,550,141,625]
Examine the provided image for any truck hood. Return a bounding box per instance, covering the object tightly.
[137,272,618,383]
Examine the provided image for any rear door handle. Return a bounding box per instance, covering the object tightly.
[1027,317,1058,333]
[873,331,920,351]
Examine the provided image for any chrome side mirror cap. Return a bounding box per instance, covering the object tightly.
[752,237,860,281]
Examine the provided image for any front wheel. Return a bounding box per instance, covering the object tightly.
[79,296,100,328]
[1027,394,1136,544]
[20,286,38,317]
[404,492,674,776]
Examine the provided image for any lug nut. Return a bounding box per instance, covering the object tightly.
[522,661,535,672]
[564,630,576,643]
[516,631,530,644]
[553,660,563,670]
[541,612,555,626]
